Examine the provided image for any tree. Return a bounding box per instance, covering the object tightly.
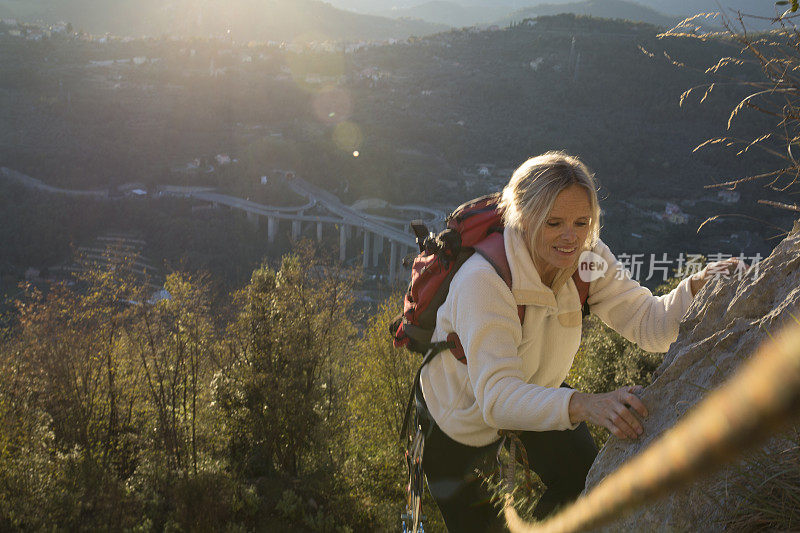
[342,295,445,530]
[122,270,217,475]
[213,243,359,478]
[664,7,800,215]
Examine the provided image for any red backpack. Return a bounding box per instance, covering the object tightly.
[391,193,590,363]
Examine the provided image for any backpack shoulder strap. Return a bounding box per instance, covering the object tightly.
[473,231,511,286]
[443,232,525,365]
[473,231,525,324]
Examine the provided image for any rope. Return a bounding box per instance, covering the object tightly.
[504,316,800,533]
[497,430,537,497]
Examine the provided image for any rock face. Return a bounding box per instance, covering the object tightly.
[584,219,800,531]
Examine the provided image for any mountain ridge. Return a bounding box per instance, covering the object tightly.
[0,0,448,41]
[497,0,679,28]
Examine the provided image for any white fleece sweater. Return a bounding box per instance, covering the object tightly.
[419,227,695,447]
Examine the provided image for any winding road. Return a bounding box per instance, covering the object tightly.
[1,167,446,248]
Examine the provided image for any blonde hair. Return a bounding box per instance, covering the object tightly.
[499,151,601,291]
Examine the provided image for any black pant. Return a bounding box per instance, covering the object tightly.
[419,393,597,532]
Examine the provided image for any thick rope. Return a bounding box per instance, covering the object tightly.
[505,316,800,533]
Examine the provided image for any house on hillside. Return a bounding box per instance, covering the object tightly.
[345,41,369,53]
[529,57,544,71]
[51,22,69,34]
[477,163,496,177]
[25,267,41,282]
[209,59,227,77]
[661,202,689,224]
[718,190,740,203]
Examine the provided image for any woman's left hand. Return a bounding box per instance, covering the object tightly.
[690,257,748,296]
[568,386,648,440]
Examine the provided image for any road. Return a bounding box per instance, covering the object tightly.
[2,167,107,197]
[287,177,416,246]
[2,168,418,247]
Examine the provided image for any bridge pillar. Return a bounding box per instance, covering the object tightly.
[372,234,383,267]
[246,211,259,227]
[291,219,301,240]
[389,241,398,284]
[268,217,278,243]
[362,230,370,270]
[339,224,347,262]
[316,222,323,242]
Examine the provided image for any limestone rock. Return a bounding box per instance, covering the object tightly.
[584,219,800,531]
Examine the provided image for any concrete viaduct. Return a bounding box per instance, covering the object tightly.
[1,167,447,285]
[168,178,446,284]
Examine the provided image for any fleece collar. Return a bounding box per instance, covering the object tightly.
[503,228,558,309]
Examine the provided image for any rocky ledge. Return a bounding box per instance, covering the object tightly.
[585,219,800,531]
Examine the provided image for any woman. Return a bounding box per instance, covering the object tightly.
[418,151,738,531]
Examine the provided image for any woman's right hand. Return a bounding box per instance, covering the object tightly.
[568,386,648,440]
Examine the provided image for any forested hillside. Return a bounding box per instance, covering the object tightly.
[1,14,791,289]
[497,0,679,28]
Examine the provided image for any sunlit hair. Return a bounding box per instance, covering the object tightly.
[499,151,601,291]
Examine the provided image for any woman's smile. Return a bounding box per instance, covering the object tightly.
[533,184,592,285]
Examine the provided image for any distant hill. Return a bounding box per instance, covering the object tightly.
[330,0,542,14]
[631,0,777,30]
[634,0,777,19]
[498,0,679,28]
[371,1,506,28]
[351,0,689,31]
[0,0,448,41]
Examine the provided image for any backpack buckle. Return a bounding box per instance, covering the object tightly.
[410,220,429,252]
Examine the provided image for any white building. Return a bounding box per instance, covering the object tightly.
[662,202,689,224]
[718,190,740,203]
[477,163,496,177]
[529,57,544,71]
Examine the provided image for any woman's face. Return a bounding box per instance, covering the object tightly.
[531,184,592,283]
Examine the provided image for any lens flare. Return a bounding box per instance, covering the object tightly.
[333,122,363,153]
[313,87,352,124]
